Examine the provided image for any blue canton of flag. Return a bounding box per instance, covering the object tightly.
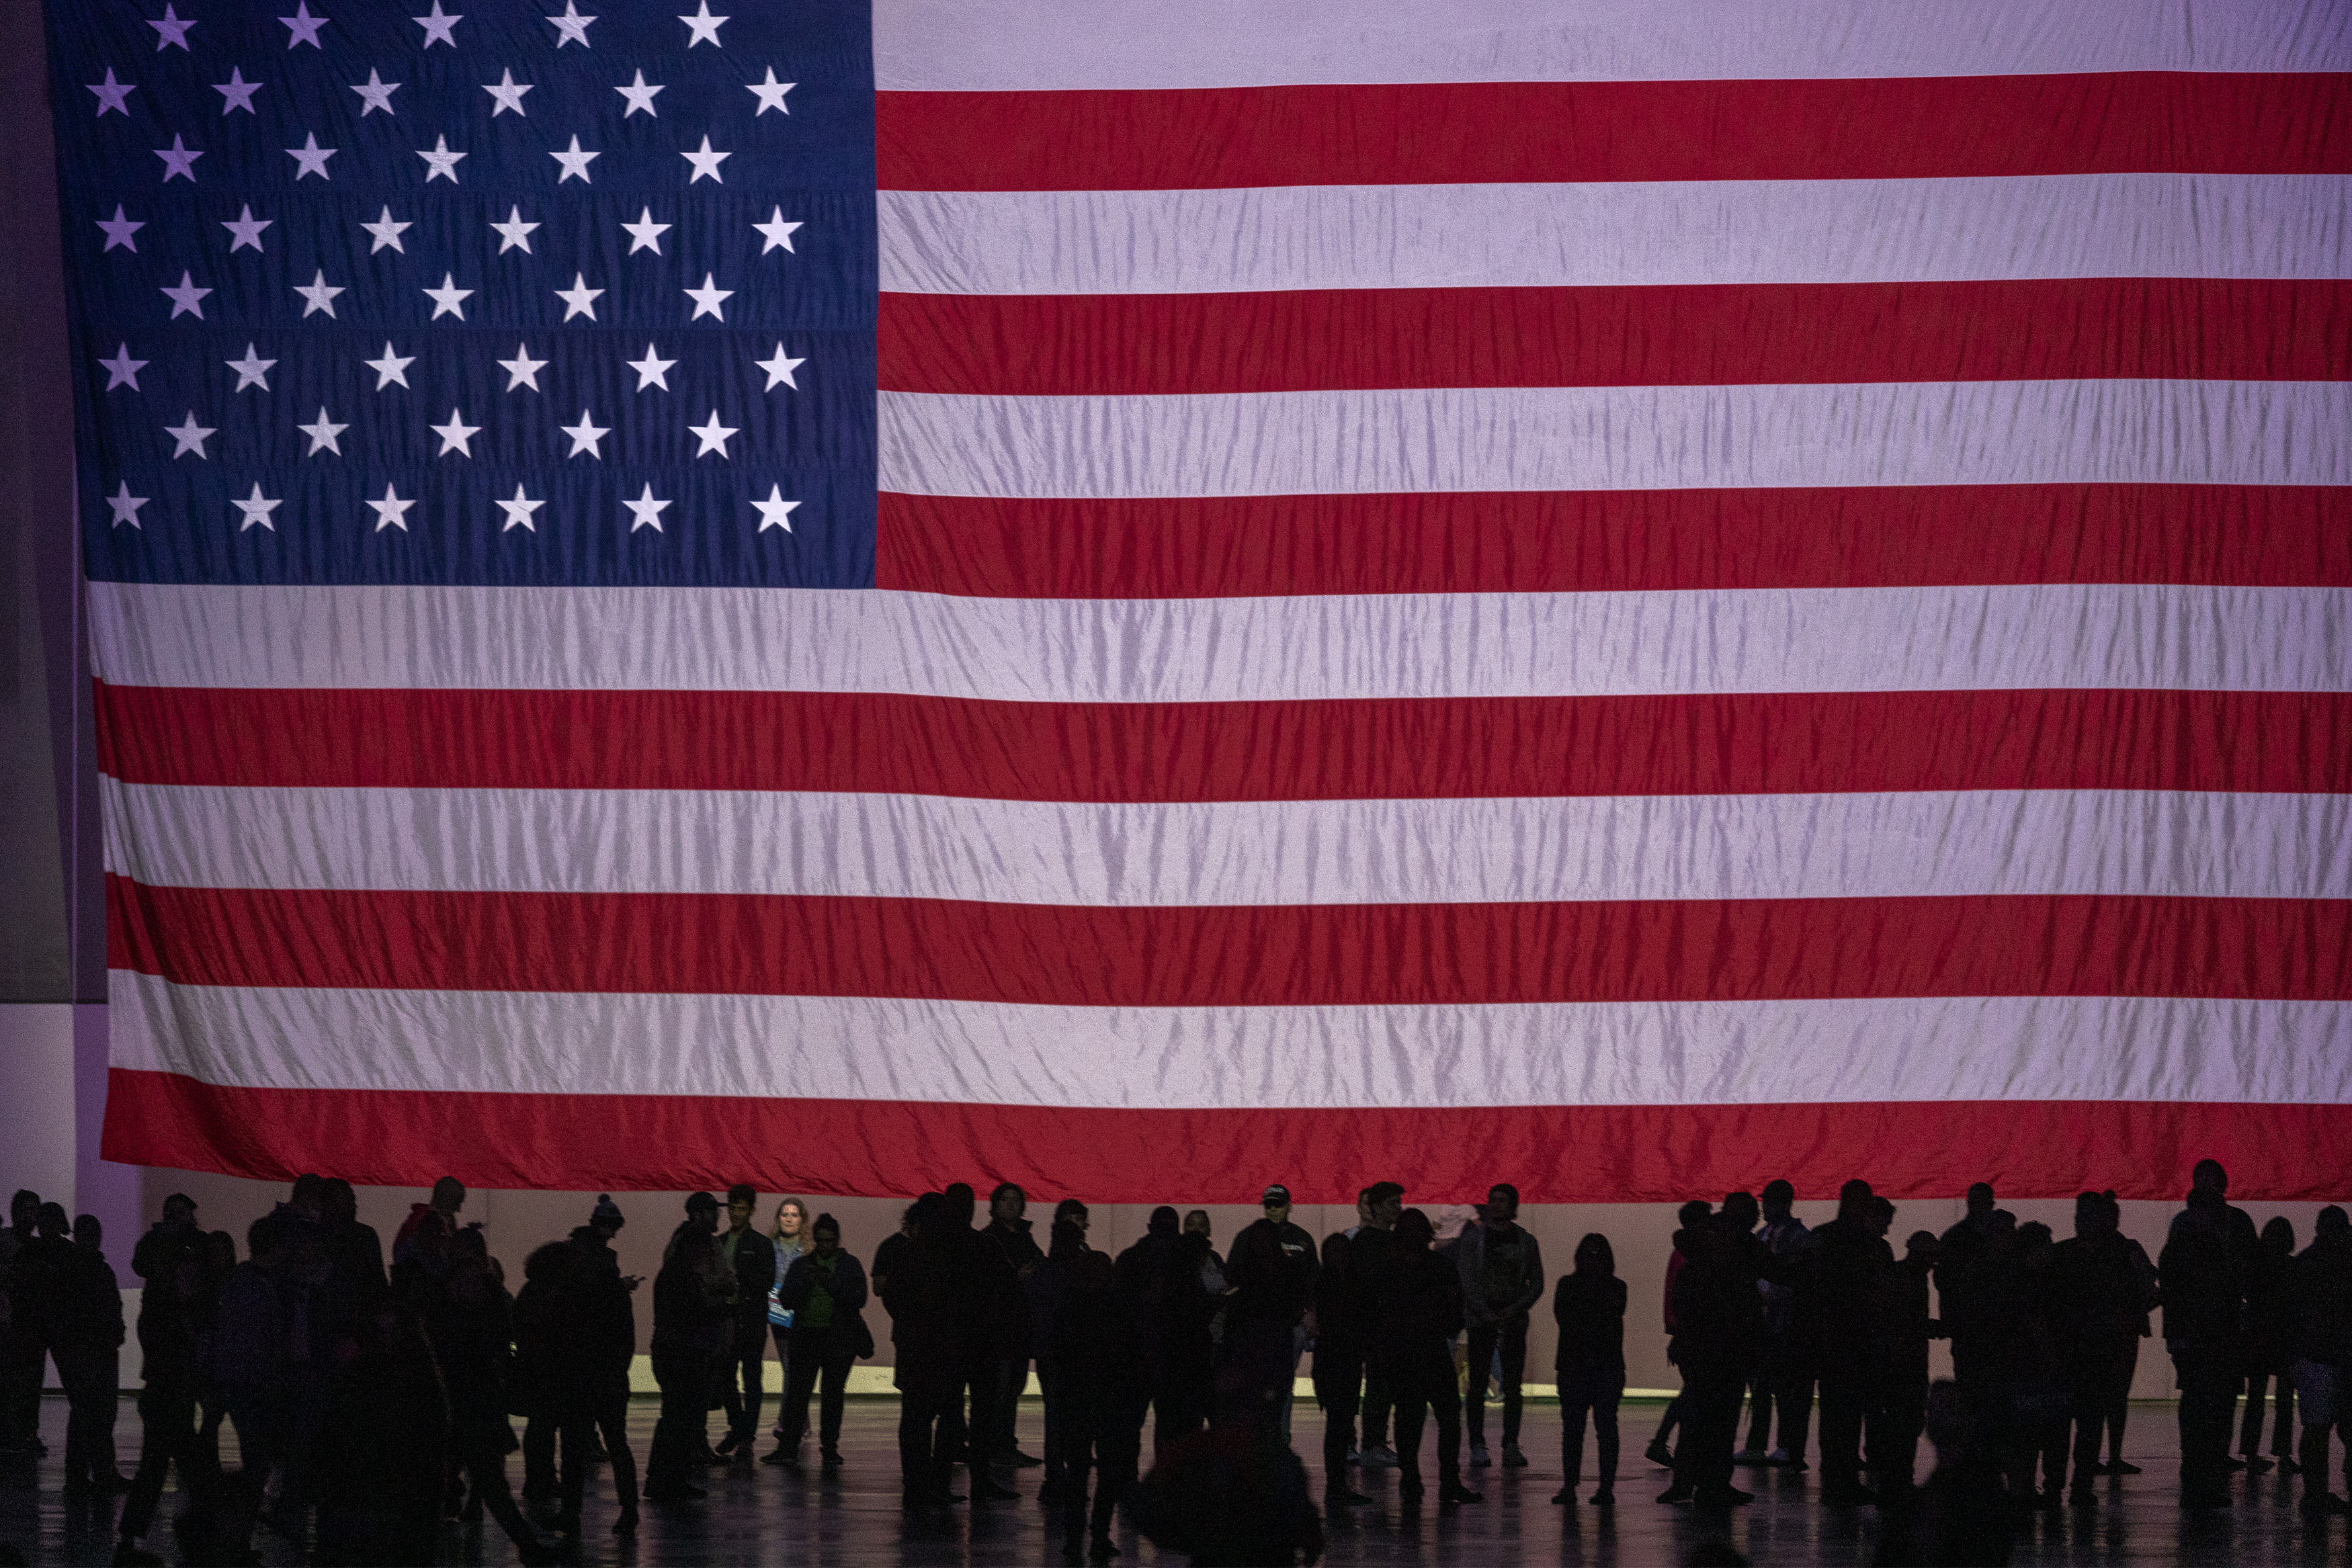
[47,0,878,588]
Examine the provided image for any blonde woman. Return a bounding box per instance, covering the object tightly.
[761,1197,811,1458]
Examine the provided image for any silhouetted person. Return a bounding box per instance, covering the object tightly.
[57,1214,126,1496]
[1814,1181,1894,1506]
[1116,1207,1185,1452]
[773,1213,870,1471]
[1314,1188,1378,1512]
[2160,1162,2256,1509]
[311,1298,450,1567]
[1341,1186,1402,1472]
[208,1219,289,1503]
[1878,1229,1942,1499]
[513,1239,587,1530]
[420,1224,545,1553]
[2048,1192,2138,1506]
[1375,1208,1478,1508]
[0,1190,44,1456]
[118,1193,215,1566]
[938,1181,1019,1499]
[1044,1217,1147,1562]
[394,1175,466,1264]
[1456,1182,1542,1469]
[4,1205,69,1473]
[561,1194,641,1533]
[1222,1184,1317,1433]
[888,1194,965,1514]
[1135,1422,1325,1567]
[981,1183,1044,1467]
[716,1183,777,1460]
[1646,1198,1713,1468]
[1992,1220,2068,1509]
[1743,1178,1816,1468]
[646,1195,728,1503]
[317,1178,386,1305]
[1661,1194,1768,1508]
[1027,1198,1089,1502]
[2291,1205,2352,1518]
[1157,1227,1221,1453]
[2241,1215,2297,1472]
[1550,1233,1626,1509]
[1935,1183,2001,1390]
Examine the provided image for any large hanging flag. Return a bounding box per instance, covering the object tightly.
[57,0,2352,1199]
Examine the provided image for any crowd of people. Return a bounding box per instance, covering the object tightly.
[0,1159,2345,1566]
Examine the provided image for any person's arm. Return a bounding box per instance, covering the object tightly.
[1511,1232,1545,1317]
[835,1255,870,1313]
[1454,1228,1494,1326]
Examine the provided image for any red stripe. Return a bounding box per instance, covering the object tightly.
[101,1068,2351,1201]
[881,280,2352,395]
[875,484,2352,598]
[105,877,2352,1005]
[92,685,2352,800]
[878,74,2352,191]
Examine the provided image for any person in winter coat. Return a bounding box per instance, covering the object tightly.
[207,1220,288,1498]
[647,1197,730,1503]
[1373,1208,1480,1508]
[2291,1205,2352,1518]
[57,1215,127,1496]
[2161,1166,2258,1510]
[1454,1184,1544,1469]
[1550,1233,1627,1509]
[562,1196,642,1532]
[2048,1192,2143,1506]
[1811,1182,1897,1507]
[980,1184,1046,1467]
[887,1194,966,1515]
[771,1214,872,1471]
[117,1194,218,1567]
[2241,1215,2298,1471]
[1661,1194,1773,1508]
[1044,1218,1148,1563]
[1877,1229,1943,1499]
[423,1223,546,1555]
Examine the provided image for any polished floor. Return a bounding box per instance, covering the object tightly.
[2,1393,2339,1565]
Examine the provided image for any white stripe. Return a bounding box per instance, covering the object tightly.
[86,581,2352,699]
[101,783,2352,906]
[878,178,2351,294]
[880,382,2352,498]
[108,971,2352,1107]
[876,0,2352,89]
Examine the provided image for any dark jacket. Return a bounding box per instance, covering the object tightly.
[1226,1217,1318,1325]
[2048,1230,2148,1362]
[1454,1220,1545,1328]
[58,1245,126,1358]
[2159,1190,2251,1353]
[1371,1247,1463,1380]
[131,1217,207,1383]
[778,1248,870,1350]
[2291,1230,2352,1368]
[4,1236,73,1347]
[724,1225,778,1327]
[1551,1271,1627,1380]
[1811,1217,1895,1373]
[650,1227,728,1356]
[1667,1221,1768,1376]
[566,1227,638,1390]
[883,1231,962,1400]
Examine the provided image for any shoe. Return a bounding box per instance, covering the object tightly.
[1695,1485,1754,1508]
[1361,1446,1399,1470]
[1766,1446,1792,1465]
[715,1432,742,1456]
[1038,1479,1070,1505]
[2302,1491,2349,1519]
[1346,1448,1362,1467]
[1469,1444,1492,1467]
[1439,1482,1483,1506]
[1733,1448,1771,1467]
[1007,1448,1044,1468]
[1591,1489,1615,1506]
[1656,1484,1693,1505]
[1550,1488,1576,1506]
[1398,1481,1426,1508]
[2223,1456,2247,1472]
[613,1506,638,1536]
[821,1450,843,1469]
[700,1447,731,1467]
[766,1450,804,1474]
[2279,1456,2303,1475]
[1645,1438,1676,1468]
[2245,1455,2275,1474]
[976,1479,1021,1501]
[2107,1458,2141,1475]
[1781,1458,1810,1472]
[1327,1487,1372,1508]
[1503,1444,1529,1469]
[1088,1536,1120,1563]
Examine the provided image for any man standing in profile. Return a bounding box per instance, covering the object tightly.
[1455,1183,1544,1469]
[2162,1160,2259,1509]
[1314,1185,1391,1511]
[716,1185,776,1459]
[1224,1184,1318,1434]
[980,1183,1045,1468]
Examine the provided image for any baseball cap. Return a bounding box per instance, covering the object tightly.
[684,1190,719,1213]
[1262,1183,1292,1205]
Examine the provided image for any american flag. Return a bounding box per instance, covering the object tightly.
[65,0,2352,1200]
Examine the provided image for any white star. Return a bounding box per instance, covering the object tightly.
[495,484,544,532]
[423,273,472,320]
[287,132,336,179]
[483,69,532,117]
[490,206,540,254]
[89,69,135,116]
[746,68,794,115]
[751,484,798,533]
[681,134,730,183]
[97,205,145,253]
[164,411,216,458]
[547,0,594,46]
[280,1,328,46]
[683,273,732,321]
[147,5,196,50]
[417,134,466,183]
[154,134,202,182]
[296,406,348,455]
[294,269,345,318]
[687,410,737,458]
[106,482,150,528]
[361,206,412,253]
[753,208,802,254]
[429,407,480,458]
[367,484,415,531]
[679,0,725,44]
[554,273,603,322]
[364,341,416,390]
[754,344,804,390]
[412,1,460,46]
[99,344,149,390]
[497,342,548,391]
[559,409,609,458]
[224,343,276,391]
[230,483,282,531]
[626,342,675,390]
[350,68,400,116]
[222,204,271,252]
[624,483,671,531]
[550,135,599,184]
[614,69,663,117]
[214,67,262,112]
[160,271,210,318]
[622,207,671,255]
